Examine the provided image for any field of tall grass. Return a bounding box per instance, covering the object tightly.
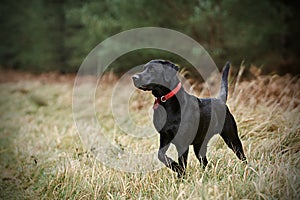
[0,67,299,199]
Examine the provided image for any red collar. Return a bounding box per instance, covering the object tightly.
[153,82,182,109]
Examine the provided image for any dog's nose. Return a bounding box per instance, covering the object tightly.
[132,74,140,81]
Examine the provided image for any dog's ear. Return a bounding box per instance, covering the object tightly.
[149,59,180,83]
[170,63,180,72]
[163,61,179,83]
[162,60,180,72]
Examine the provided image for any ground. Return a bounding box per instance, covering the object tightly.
[0,68,299,199]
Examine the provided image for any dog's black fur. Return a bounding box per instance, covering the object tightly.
[132,60,246,177]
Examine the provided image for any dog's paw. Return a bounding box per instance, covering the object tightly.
[177,171,187,179]
[170,162,187,179]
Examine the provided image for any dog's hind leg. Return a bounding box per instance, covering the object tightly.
[220,113,246,162]
[193,143,208,168]
[177,147,189,178]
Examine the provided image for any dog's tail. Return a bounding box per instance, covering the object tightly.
[218,62,230,103]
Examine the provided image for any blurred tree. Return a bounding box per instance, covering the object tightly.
[188,0,290,72]
[0,0,29,68]
[0,0,67,72]
[0,0,298,74]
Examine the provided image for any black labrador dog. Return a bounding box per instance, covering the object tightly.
[132,60,246,177]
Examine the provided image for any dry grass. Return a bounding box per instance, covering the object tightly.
[0,68,299,199]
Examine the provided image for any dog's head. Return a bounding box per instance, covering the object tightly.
[132,60,180,95]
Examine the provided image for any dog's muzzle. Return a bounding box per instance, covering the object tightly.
[132,74,149,90]
[132,73,155,91]
[132,74,141,87]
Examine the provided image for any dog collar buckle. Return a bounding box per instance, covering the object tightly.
[153,82,181,110]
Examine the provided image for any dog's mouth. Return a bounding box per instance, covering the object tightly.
[138,85,152,91]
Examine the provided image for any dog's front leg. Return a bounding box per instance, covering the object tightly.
[158,137,183,176]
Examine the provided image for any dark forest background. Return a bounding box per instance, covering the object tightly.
[0,0,299,74]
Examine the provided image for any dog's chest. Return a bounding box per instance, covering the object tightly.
[153,106,180,134]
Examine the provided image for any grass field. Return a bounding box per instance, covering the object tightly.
[0,68,299,199]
